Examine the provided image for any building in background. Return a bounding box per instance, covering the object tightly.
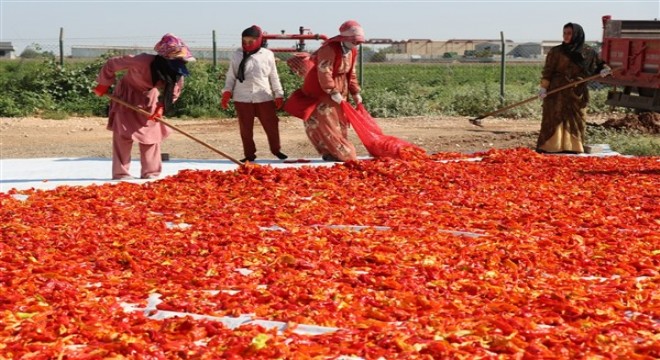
[380,38,546,62]
[540,40,562,57]
[509,42,544,59]
[539,40,601,57]
[0,42,16,59]
[474,41,517,56]
[389,39,509,56]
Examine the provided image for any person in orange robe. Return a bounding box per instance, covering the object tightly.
[285,20,365,162]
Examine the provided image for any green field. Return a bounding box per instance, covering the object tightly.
[0,58,583,119]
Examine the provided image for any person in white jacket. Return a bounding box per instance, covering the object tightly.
[221,25,287,163]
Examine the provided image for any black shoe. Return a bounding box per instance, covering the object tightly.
[322,154,341,162]
[274,151,288,160]
[240,156,256,163]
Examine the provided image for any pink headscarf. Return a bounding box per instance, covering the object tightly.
[327,20,365,43]
[154,33,196,62]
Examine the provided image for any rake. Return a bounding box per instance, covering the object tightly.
[105,94,243,166]
[469,72,609,127]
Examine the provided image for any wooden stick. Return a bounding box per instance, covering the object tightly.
[469,70,616,127]
[105,94,243,166]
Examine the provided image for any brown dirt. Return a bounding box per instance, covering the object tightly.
[601,112,660,134]
[0,113,621,160]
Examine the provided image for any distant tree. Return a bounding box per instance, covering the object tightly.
[360,46,376,62]
[370,46,398,63]
[19,48,41,59]
[475,50,492,58]
[20,43,55,59]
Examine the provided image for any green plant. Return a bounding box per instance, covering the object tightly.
[173,61,225,118]
[40,109,69,120]
[0,57,107,117]
[448,83,501,117]
[0,96,24,117]
[586,126,660,156]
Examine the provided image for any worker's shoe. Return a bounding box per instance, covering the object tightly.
[274,151,288,160]
[322,154,341,162]
[240,156,257,163]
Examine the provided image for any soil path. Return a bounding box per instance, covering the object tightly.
[2,115,547,160]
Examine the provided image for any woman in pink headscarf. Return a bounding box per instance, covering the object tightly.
[284,20,365,162]
[93,33,195,180]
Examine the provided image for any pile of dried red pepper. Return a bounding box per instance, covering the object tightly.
[1,148,658,359]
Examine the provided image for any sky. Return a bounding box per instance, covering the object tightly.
[1,0,659,54]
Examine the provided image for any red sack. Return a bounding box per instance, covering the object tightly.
[341,102,426,159]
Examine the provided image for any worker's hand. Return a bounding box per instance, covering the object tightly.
[538,88,547,99]
[221,91,232,110]
[274,97,284,110]
[330,92,343,104]
[352,93,363,104]
[93,84,110,97]
[600,67,612,77]
[148,104,164,121]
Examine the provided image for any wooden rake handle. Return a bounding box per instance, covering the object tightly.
[469,69,618,127]
[105,94,243,166]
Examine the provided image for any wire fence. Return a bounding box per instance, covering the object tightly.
[8,27,557,63]
[10,37,551,63]
[5,30,592,119]
[7,29,552,95]
[10,40,541,89]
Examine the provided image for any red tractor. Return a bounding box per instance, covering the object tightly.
[600,15,660,112]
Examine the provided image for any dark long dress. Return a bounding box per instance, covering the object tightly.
[537,44,605,153]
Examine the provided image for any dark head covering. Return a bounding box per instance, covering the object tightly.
[150,55,183,114]
[561,22,586,68]
[242,26,262,43]
[237,25,263,83]
[151,34,194,115]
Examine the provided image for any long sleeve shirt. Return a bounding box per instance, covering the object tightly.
[223,48,284,103]
[97,53,182,143]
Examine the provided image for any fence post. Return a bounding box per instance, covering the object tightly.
[59,27,64,67]
[499,31,505,107]
[358,44,363,86]
[212,30,217,70]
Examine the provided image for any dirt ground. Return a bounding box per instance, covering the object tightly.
[0,113,618,160]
